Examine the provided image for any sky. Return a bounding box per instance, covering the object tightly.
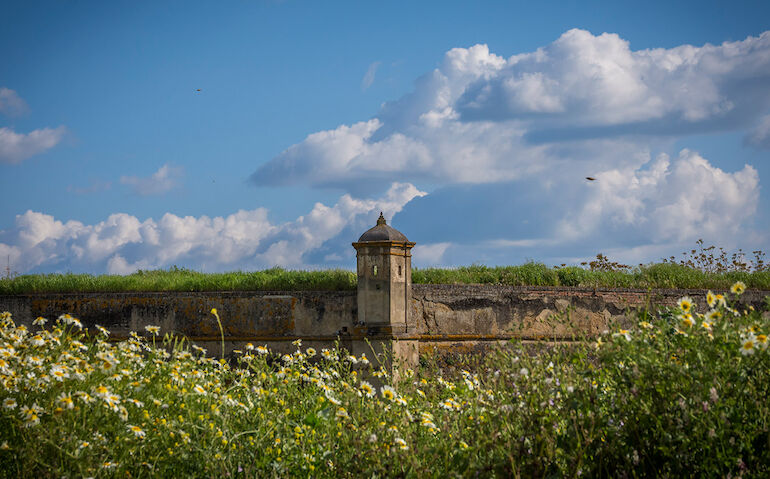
[1,0,769,275]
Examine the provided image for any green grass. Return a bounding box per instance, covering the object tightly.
[413,262,770,290]
[1,263,769,294]
[0,267,358,294]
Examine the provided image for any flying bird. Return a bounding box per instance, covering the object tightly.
[195,89,201,92]
[585,177,596,181]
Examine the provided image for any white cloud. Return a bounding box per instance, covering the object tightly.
[361,61,381,90]
[411,242,451,267]
[0,126,66,164]
[254,182,426,267]
[0,88,29,117]
[554,149,759,244]
[0,182,426,274]
[120,164,184,196]
[394,148,761,267]
[247,29,767,267]
[458,29,770,129]
[251,30,770,189]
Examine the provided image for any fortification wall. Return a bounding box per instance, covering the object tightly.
[2,286,767,358]
[410,285,768,354]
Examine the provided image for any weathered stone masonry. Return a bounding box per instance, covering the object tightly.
[1,284,768,360]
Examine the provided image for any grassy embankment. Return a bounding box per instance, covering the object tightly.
[1,263,769,294]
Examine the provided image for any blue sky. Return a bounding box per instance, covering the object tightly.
[1,0,769,274]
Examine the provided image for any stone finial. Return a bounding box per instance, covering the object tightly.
[376,212,386,226]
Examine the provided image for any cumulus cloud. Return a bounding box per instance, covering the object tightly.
[120,164,184,196]
[0,88,29,117]
[361,61,381,90]
[554,149,759,243]
[457,29,770,128]
[0,182,426,274]
[251,30,770,189]
[0,126,66,164]
[246,29,768,267]
[396,149,760,266]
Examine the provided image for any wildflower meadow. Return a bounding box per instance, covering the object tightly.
[1,283,769,477]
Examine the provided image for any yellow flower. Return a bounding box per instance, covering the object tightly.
[715,294,726,307]
[57,393,74,410]
[94,385,110,397]
[613,330,631,341]
[730,282,746,295]
[706,291,716,308]
[756,334,768,350]
[677,296,694,313]
[144,325,160,335]
[359,381,375,398]
[32,317,47,326]
[335,407,349,420]
[380,385,397,402]
[421,418,438,433]
[741,335,756,355]
[394,437,409,450]
[50,364,70,381]
[440,398,461,411]
[127,425,146,438]
[679,313,695,328]
[20,404,41,427]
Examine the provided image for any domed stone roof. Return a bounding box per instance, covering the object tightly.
[357,212,409,243]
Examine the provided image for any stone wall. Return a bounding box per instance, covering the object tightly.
[1,286,767,357]
[410,285,769,355]
[0,291,358,357]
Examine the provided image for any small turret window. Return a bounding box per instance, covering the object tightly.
[398,265,402,276]
[373,265,378,276]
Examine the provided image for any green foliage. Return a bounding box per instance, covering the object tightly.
[2,241,769,294]
[414,262,770,290]
[0,268,358,294]
[1,286,769,476]
[1,264,769,294]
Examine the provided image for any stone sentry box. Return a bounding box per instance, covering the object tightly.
[352,212,413,335]
[349,212,419,370]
